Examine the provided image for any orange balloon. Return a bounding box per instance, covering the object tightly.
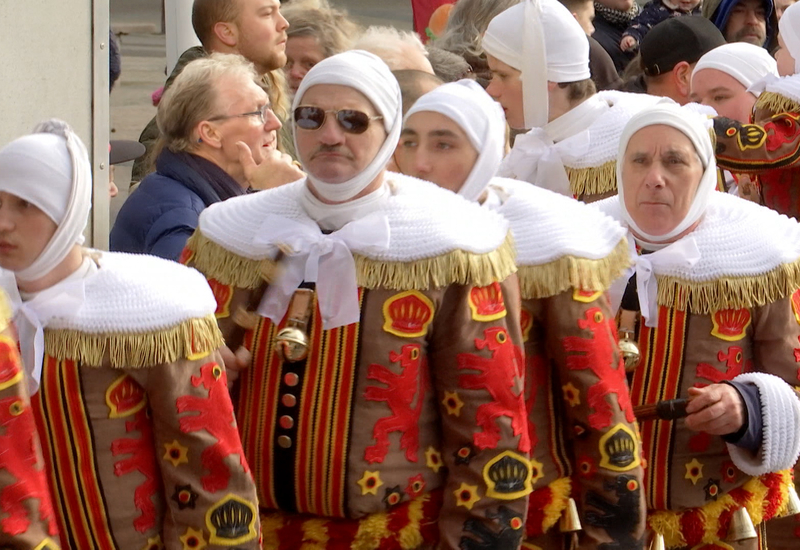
[427,3,454,39]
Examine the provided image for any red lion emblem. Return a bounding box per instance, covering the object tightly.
[111,408,161,533]
[457,327,530,453]
[176,362,250,493]
[562,308,634,430]
[0,396,57,536]
[364,344,429,463]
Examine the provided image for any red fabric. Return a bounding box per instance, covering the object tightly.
[411,0,454,41]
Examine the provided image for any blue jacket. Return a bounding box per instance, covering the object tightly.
[110,149,245,261]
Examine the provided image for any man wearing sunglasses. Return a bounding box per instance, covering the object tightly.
[183,50,532,550]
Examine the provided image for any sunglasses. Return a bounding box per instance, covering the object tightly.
[294,106,383,134]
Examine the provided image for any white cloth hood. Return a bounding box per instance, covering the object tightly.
[780,3,800,74]
[693,43,778,96]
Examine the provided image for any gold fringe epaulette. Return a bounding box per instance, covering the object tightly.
[518,237,630,300]
[44,314,224,368]
[755,91,800,115]
[0,291,11,333]
[648,470,791,548]
[566,160,617,198]
[656,257,800,313]
[185,231,278,289]
[188,230,518,291]
[356,232,517,290]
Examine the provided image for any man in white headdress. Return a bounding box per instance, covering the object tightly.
[713,3,800,217]
[596,103,800,550]
[690,42,779,199]
[482,0,661,202]
[182,51,531,550]
[0,120,260,550]
[397,78,647,548]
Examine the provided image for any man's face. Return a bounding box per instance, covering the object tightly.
[691,68,756,122]
[211,76,282,178]
[295,84,387,184]
[595,0,634,12]
[622,125,704,237]
[395,111,479,193]
[775,0,796,18]
[285,35,326,95]
[724,0,768,46]
[233,0,289,73]
[776,33,797,76]
[0,192,58,272]
[486,55,525,130]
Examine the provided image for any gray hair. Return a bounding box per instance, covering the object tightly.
[436,0,522,59]
[351,26,429,71]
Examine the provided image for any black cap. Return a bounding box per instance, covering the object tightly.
[640,16,726,77]
[109,140,145,165]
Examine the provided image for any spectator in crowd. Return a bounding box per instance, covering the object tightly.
[111,54,301,261]
[437,0,520,86]
[620,0,701,53]
[559,0,625,90]
[484,0,661,202]
[282,0,360,95]
[703,0,777,49]
[425,45,472,81]
[592,0,640,73]
[133,0,292,182]
[637,16,726,104]
[351,26,435,73]
[392,69,444,115]
[776,0,797,17]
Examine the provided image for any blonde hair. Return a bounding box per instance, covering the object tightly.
[282,2,360,58]
[192,0,240,49]
[437,0,521,59]
[156,53,258,152]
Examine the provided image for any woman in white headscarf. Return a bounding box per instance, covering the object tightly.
[595,102,800,550]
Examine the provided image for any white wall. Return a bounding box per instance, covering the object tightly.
[0,0,109,247]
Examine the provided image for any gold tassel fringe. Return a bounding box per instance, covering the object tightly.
[755,91,800,115]
[188,230,518,292]
[185,231,277,289]
[44,314,224,368]
[0,291,10,333]
[542,477,572,533]
[518,237,631,299]
[656,257,800,313]
[648,470,791,548]
[566,160,617,197]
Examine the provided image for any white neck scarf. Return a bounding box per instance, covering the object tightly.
[482,0,591,129]
[404,80,506,201]
[292,51,402,203]
[780,3,800,74]
[693,43,779,96]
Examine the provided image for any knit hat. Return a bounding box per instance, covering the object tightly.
[0,119,92,281]
[404,79,506,201]
[482,0,590,129]
[293,50,402,203]
[617,103,717,245]
[693,42,778,95]
[640,16,726,77]
[780,2,800,73]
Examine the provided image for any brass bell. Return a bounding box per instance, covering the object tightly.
[618,331,641,372]
[559,498,582,533]
[274,327,309,362]
[648,532,665,550]
[783,483,800,517]
[725,507,757,542]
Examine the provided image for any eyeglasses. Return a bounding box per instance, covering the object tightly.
[208,104,272,124]
[294,106,383,134]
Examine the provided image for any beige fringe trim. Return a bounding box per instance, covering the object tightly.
[518,237,631,300]
[566,160,617,197]
[44,314,224,368]
[0,291,10,333]
[185,231,277,289]
[755,91,800,115]
[188,230,518,291]
[656,258,800,313]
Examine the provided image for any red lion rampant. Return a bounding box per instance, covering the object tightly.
[176,362,249,493]
[562,308,634,430]
[457,327,530,453]
[364,344,429,463]
[0,396,57,536]
[111,408,161,533]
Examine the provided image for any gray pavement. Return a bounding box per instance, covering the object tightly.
[109,0,413,222]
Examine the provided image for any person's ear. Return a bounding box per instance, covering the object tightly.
[213,21,238,48]
[196,121,223,149]
[674,61,693,99]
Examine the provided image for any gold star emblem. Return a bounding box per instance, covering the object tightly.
[561,382,581,407]
[442,391,465,416]
[163,440,189,467]
[453,482,481,510]
[357,470,383,496]
[179,527,207,550]
[685,458,704,485]
[425,447,443,473]
[142,535,164,550]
